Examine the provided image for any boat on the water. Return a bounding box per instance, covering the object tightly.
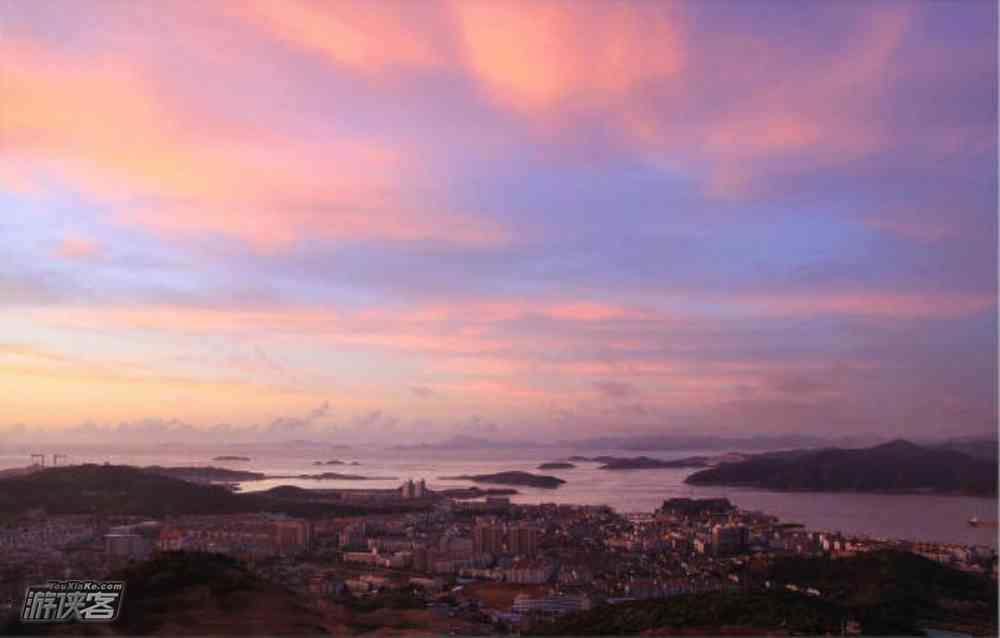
[968,515,999,528]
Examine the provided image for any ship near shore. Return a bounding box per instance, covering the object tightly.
[968,516,1000,528]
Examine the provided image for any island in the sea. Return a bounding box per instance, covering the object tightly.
[685,439,998,496]
[598,455,712,470]
[143,465,393,483]
[211,455,251,461]
[538,462,575,470]
[439,471,566,489]
[313,459,344,465]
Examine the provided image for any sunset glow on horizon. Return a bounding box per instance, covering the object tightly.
[1,0,996,445]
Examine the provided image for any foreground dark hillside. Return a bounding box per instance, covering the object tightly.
[3,552,330,636]
[686,440,998,496]
[535,550,998,636]
[1,548,993,636]
[2,552,495,636]
[533,591,844,636]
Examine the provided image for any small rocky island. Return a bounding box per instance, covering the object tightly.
[144,465,393,483]
[538,462,576,470]
[439,471,566,489]
[313,459,344,465]
[212,456,251,461]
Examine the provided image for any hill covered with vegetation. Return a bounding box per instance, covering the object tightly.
[533,591,844,635]
[535,550,997,636]
[685,440,997,496]
[0,464,377,517]
[763,550,997,635]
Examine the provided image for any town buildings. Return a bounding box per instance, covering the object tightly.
[2,490,996,629]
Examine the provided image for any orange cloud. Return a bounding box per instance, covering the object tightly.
[25,289,983,426]
[452,0,683,112]
[231,0,446,73]
[0,341,330,428]
[16,285,987,428]
[44,306,339,337]
[234,0,685,114]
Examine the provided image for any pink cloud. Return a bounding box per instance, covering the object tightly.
[452,1,683,112]
[0,37,507,251]
[230,0,447,74]
[54,236,100,260]
[616,4,915,197]
[720,291,995,320]
[2,1,929,233]
[27,286,986,422]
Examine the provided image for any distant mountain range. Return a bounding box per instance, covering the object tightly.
[389,435,537,451]
[562,433,855,451]
[388,432,980,453]
[6,431,993,457]
[685,439,998,496]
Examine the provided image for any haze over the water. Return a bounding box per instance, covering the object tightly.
[1,1,996,446]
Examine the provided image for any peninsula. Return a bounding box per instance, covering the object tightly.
[685,440,998,496]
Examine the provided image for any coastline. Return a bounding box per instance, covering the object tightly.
[682,480,998,499]
[2,450,996,548]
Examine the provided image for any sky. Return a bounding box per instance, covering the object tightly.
[0,0,997,446]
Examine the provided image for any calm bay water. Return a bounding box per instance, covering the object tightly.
[2,447,996,547]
